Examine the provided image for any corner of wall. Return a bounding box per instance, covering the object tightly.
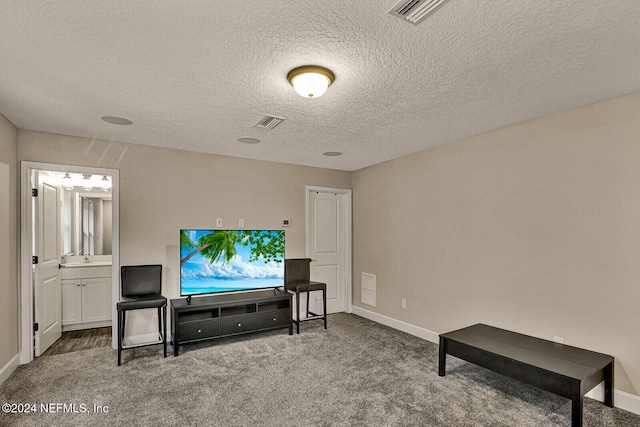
[0,112,19,375]
[0,353,20,386]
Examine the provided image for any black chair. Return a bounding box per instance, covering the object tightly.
[284,258,327,334]
[117,265,167,365]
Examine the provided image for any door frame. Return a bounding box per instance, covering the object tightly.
[19,161,120,364]
[305,185,352,314]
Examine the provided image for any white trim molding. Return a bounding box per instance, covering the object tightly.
[0,353,20,386]
[586,384,640,416]
[352,305,640,416]
[352,305,439,344]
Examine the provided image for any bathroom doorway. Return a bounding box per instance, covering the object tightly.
[42,327,112,356]
[19,161,120,363]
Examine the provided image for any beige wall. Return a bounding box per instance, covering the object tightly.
[352,92,640,395]
[0,113,19,370]
[18,131,352,333]
[10,92,640,398]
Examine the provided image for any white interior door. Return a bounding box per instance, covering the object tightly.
[307,187,351,314]
[34,172,62,356]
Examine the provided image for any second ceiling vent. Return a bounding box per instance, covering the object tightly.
[388,0,450,25]
[255,114,285,130]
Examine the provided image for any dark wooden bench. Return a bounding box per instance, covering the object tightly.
[438,324,614,427]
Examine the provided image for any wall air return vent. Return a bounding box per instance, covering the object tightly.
[388,0,450,25]
[255,114,285,130]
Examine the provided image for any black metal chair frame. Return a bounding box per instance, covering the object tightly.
[117,264,167,365]
[284,258,328,334]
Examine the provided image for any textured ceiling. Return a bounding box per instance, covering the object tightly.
[1,1,639,171]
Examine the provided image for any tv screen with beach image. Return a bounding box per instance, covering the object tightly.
[180,229,285,296]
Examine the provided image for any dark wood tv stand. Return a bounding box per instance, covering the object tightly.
[170,289,292,356]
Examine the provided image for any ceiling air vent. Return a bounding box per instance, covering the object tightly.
[388,0,450,25]
[255,114,285,130]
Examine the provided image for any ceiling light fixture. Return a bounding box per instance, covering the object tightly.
[287,65,334,98]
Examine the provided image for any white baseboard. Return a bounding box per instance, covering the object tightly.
[62,320,111,333]
[0,353,20,386]
[351,305,439,344]
[586,384,640,416]
[351,306,640,416]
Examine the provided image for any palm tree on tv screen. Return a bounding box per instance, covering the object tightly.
[180,230,284,267]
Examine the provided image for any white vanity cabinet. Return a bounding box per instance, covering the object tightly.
[61,265,112,331]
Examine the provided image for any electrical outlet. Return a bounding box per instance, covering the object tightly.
[238,218,245,228]
[401,299,407,309]
[216,218,223,227]
[554,336,564,344]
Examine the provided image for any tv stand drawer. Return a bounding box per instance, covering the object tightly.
[220,315,260,335]
[258,309,290,329]
[178,319,219,342]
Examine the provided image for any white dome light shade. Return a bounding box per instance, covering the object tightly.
[100,175,111,192]
[82,174,93,191]
[62,173,73,190]
[291,73,329,98]
[287,65,334,98]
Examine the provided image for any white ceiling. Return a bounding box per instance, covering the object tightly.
[1,1,639,171]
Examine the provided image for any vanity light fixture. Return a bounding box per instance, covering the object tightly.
[100,175,111,192]
[287,65,334,98]
[82,174,93,191]
[62,173,74,190]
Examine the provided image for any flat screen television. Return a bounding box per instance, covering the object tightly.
[180,229,285,297]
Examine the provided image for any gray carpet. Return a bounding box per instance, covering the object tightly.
[1,314,638,426]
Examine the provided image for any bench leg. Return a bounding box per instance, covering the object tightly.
[438,336,447,376]
[604,362,614,407]
[571,395,582,427]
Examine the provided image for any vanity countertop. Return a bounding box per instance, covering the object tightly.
[61,261,112,268]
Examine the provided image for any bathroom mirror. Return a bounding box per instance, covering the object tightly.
[63,190,112,256]
[81,194,113,256]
